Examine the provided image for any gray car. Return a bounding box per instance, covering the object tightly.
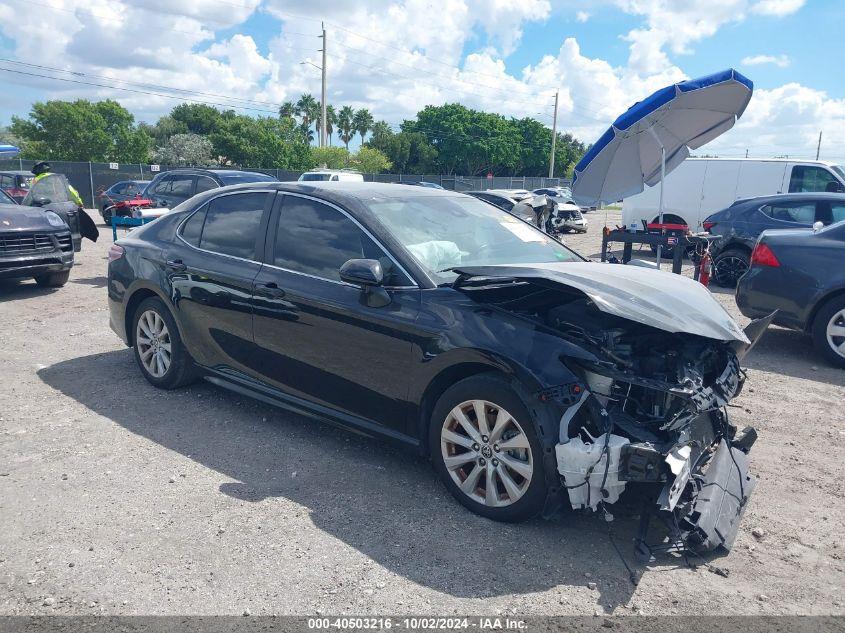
[705,192,845,287]
[736,220,845,368]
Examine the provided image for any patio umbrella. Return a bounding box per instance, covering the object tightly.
[571,69,753,266]
[0,144,20,158]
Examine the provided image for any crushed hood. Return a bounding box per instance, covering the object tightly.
[453,261,750,344]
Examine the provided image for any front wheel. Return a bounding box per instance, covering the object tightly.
[429,374,547,522]
[132,297,198,389]
[812,297,845,369]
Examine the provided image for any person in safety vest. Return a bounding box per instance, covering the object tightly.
[31,162,84,208]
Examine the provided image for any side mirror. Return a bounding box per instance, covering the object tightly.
[30,195,51,207]
[340,259,390,307]
[813,221,825,232]
[340,258,384,287]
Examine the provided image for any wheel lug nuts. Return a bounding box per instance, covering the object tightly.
[472,443,480,451]
[492,458,499,467]
[478,457,486,466]
[481,435,489,443]
[493,444,500,452]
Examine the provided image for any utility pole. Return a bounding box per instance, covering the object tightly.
[816,130,822,160]
[320,23,327,148]
[745,149,748,158]
[548,90,559,178]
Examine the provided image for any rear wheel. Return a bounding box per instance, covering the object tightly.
[132,297,198,389]
[34,270,70,287]
[712,248,750,287]
[812,297,845,369]
[429,374,547,522]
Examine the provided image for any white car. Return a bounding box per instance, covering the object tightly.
[550,199,587,234]
[298,169,364,182]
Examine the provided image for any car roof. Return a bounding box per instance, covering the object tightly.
[737,192,845,206]
[0,170,32,176]
[154,168,271,178]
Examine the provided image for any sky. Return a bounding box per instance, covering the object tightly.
[0,0,843,161]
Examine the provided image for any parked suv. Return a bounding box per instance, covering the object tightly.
[705,193,845,286]
[143,169,277,208]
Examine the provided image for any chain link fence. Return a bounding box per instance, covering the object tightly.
[0,158,569,208]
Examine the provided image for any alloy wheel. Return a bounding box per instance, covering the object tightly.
[136,309,172,378]
[714,255,749,285]
[826,308,845,360]
[440,399,533,508]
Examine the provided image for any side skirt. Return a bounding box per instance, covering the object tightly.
[202,367,421,449]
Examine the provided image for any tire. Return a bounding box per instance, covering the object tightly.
[34,270,70,287]
[132,297,198,389]
[429,374,547,522]
[811,296,845,369]
[712,248,750,287]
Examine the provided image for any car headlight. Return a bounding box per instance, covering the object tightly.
[44,211,67,228]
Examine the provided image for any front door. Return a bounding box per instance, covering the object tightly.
[167,190,273,373]
[250,193,420,433]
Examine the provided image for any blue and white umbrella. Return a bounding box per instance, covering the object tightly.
[0,144,20,158]
[572,68,753,208]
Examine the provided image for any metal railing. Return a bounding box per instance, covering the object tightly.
[0,158,570,208]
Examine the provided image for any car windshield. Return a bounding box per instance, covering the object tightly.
[364,194,583,283]
[300,173,332,181]
[218,172,277,185]
[831,165,845,183]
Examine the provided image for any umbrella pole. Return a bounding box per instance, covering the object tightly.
[655,144,666,269]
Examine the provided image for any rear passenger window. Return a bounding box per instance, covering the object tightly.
[198,193,267,259]
[195,177,217,193]
[761,202,815,224]
[273,196,409,285]
[180,207,206,247]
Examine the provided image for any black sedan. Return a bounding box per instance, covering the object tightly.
[705,192,845,286]
[0,191,74,287]
[108,182,765,550]
[736,220,845,368]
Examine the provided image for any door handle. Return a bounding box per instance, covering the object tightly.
[256,281,286,299]
[166,259,187,272]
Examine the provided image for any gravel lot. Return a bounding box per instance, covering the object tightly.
[1,208,843,616]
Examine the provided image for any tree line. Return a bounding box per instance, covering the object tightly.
[2,96,587,177]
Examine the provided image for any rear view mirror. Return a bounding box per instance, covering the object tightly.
[30,195,51,207]
[340,259,384,286]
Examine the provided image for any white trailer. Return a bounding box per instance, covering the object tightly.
[622,158,845,230]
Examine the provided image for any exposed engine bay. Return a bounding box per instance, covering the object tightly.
[453,263,772,557]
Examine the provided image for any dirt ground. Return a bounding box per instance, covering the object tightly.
[1,208,843,617]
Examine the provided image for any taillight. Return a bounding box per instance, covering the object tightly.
[702,221,716,232]
[750,243,780,267]
[108,244,125,262]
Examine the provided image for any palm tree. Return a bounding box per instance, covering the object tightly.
[337,105,355,152]
[352,108,374,146]
[278,101,296,121]
[295,93,319,144]
[325,105,336,146]
[370,120,391,144]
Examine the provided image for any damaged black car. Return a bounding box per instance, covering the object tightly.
[108,182,768,555]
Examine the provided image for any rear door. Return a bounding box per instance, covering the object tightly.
[167,190,274,374]
[250,193,419,433]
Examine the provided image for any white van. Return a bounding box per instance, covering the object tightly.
[298,169,364,182]
[622,158,845,230]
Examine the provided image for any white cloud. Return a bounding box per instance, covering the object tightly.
[751,0,806,16]
[0,0,838,162]
[741,54,790,67]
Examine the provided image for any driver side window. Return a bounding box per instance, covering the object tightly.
[788,166,842,193]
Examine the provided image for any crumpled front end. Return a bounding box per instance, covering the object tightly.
[550,310,762,554]
[452,262,770,554]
